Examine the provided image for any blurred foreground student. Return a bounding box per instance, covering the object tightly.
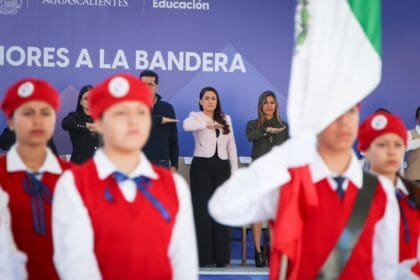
[0,78,72,279]
[209,105,401,279]
[53,74,198,279]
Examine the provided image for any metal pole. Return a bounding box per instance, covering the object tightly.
[279,255,288,280]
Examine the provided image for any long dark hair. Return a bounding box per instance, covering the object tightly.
[256,90,284,129]
[199,87,230,134]
[397,173,420,208]
[76,85,93,113]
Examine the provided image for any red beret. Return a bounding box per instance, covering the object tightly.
[358,112,407,152]
[1,78,60,117]
[88,74,152,120]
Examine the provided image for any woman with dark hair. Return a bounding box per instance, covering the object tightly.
[183,87,238,267]
[358,111,419,277]
[61,85,99,164]
[245,90,288,267]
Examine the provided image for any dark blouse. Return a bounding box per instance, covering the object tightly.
[61,111,99,164]
[246,118,289,160]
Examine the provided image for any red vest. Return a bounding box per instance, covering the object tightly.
[72,160,179,280]
[0,155,71,280]
[271,170,387,280]
[397,194,420,261]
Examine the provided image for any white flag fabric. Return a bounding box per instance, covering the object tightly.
[287,0,382,137]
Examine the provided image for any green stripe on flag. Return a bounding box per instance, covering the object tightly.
[348,0,382,56]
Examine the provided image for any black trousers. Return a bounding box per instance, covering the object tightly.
[190,156,231,266]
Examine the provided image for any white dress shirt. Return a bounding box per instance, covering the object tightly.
[53,149,198,280]
[0,144,60,280]
[379,176,420,279]
[0,188,27,280]
[6,144,62,175]
[209,145,400,279]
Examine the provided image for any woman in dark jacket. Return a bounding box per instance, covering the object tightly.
[61,85,99,164]
[245,90,288,267]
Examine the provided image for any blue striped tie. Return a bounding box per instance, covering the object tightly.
[22,172,52,235]
[110,171,171,223]
[396,189,416,243]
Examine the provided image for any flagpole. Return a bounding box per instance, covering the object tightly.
[279,255,288,280]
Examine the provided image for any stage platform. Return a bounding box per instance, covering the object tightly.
[197,228,269,279]
[199,261,268,280]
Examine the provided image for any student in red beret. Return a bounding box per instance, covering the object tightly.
[0,78,72,279]
[358,111,420,278]
[52,74,198,280]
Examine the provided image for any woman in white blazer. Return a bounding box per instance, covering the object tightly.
[183,87,238,267]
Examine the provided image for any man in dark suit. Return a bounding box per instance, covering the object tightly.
[139,70,179,171]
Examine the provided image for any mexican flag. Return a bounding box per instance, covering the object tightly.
[287,0,382,137]
[270,1,382,279]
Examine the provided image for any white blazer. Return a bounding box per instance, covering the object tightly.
[183,111,238,172]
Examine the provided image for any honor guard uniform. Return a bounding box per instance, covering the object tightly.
[53,74,198,280]
[0,78,72,279]
[209,105,400,279]
[359,112,420,278]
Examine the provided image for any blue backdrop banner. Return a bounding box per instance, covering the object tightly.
[0,0,419,155]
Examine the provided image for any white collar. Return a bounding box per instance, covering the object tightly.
[6,144,62,174]
[415,125,420,134]
[395,177,409,195]
[310,151,363,189]
[377,175,408,195]
[93,149,158,180]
